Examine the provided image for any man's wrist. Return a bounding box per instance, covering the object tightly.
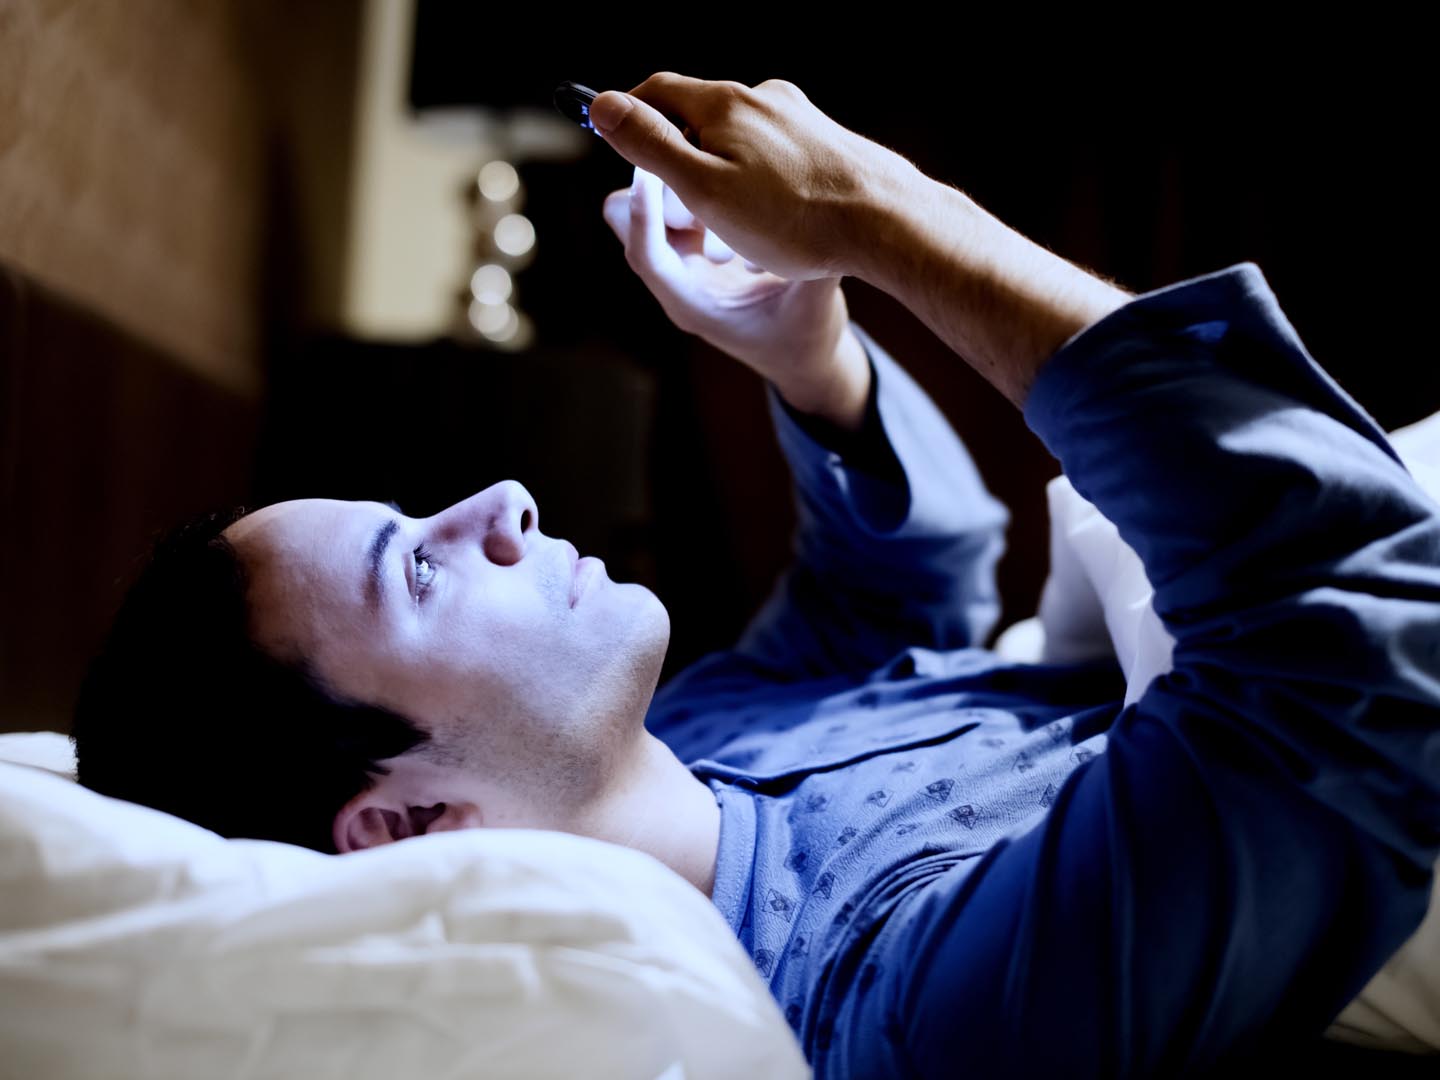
[773,325,872,434]
[842,156,942,286]
[773,336,903,489]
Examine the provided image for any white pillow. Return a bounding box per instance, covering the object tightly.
[0,741,809,1080]
[1037,472,1175,708]
[1007,411,1440,1055]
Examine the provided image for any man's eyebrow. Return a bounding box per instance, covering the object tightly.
[364,514,401,614]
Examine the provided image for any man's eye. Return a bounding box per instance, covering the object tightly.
[413,544,437,596]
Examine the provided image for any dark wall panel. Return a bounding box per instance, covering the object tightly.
[0,268,260,732]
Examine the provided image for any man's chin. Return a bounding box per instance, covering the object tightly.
[601,579,669,627]
[623,588,671,689]
[579,574,667,640]
[632,587,671,660]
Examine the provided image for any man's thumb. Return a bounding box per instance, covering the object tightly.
[588,91,635,136]
[590,91,705,180]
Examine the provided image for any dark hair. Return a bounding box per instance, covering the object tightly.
[72,506,429,853]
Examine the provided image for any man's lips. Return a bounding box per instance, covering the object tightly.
[565,541,605,607]
[573,558,603,606]
[565,541,579,607]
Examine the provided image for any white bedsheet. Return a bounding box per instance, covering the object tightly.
[0,749,810,1080]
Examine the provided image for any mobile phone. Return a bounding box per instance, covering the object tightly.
[553,82,600,133]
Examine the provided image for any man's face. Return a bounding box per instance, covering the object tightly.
[223,480,670,823]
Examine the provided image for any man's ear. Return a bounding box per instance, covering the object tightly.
[333,773,483,853]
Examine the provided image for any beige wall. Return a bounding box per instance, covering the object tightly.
[0,0,268,396]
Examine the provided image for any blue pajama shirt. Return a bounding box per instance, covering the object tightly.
[643,264,1440,1078]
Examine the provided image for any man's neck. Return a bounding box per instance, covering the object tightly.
[582,732,721,899]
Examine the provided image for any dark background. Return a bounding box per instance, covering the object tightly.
[267,18,1436,684]
[4,11,1434,726]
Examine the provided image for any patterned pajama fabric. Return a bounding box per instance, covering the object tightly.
[645,271,1440,1077]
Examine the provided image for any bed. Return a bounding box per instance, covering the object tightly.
[3,414,1438,1077]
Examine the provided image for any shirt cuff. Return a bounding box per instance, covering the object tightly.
[771,336,895,480]
[765,323,910,532]
[1023,261,1396,473]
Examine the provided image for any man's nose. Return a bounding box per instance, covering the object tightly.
[481,480,539,565]
[437,480,539,566]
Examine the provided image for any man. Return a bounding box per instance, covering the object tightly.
[73,75,1440,1076]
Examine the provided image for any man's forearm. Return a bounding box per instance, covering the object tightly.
[847,166,1135,408]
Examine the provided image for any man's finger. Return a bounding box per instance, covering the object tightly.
[702,230,735,263]
[630,167,673,268]
[663,185,697,231]
[602,189,630,241]
[627,167,687,293]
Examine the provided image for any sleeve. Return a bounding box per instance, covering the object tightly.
[727,321,1011,681]
[827,264,1440,1078]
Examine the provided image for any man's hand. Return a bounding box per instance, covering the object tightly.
[590,74,911,283]
[592,72,1133,409]
[603,165,871,432]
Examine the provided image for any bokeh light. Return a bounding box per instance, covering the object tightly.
[494,213,535,257]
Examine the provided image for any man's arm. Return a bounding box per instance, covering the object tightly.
[825,265,1440,1076]
[725,320,1010,681]
[766,305,872,434]
[847,166,1133,407]
[595,75,1440,1072]
[651,317,1009,720]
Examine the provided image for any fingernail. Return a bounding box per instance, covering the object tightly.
[589,92,633,135]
